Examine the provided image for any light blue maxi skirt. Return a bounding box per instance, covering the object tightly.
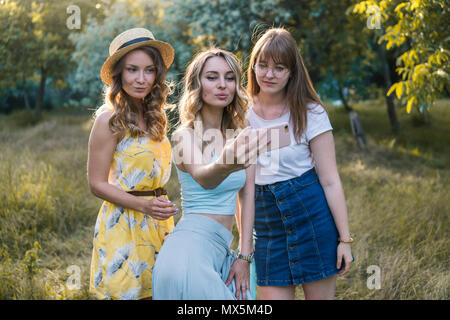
[152,214,252,300]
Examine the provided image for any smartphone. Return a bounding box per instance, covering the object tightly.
[259,122,291,152]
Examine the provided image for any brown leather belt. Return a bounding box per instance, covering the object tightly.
[127,188,167,197]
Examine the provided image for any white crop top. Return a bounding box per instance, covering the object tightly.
[247,103,333,185]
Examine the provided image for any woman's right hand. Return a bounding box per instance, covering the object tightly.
[219,127,270,171]
[139,197,178,220]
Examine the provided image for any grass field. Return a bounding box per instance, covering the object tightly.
[0,99,448,300]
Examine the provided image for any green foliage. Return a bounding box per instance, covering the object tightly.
[23,241,42,278]
[0,0,100,114]
[290,1,377,106]
[353,0,449,119]
[163,0,292,68]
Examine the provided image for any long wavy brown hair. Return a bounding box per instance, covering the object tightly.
[178,48,248,136]
[96,46,171,142]
[247,28,325,143]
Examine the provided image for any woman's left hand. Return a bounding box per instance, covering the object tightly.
[337,243,353,276]
[225,258,250,300]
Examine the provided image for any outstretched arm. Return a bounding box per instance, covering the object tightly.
[172,127,266,189]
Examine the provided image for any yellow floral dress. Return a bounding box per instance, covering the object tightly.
[89,132,174,300]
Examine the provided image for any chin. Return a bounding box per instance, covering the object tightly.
[205,100,232,109]
[131,92,149,100]
[260,85,284,94]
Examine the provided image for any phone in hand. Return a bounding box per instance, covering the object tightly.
[258,122,291,152]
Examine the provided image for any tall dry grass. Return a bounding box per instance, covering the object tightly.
[0,100,448,299]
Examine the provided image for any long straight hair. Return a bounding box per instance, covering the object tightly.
[247,28,324,143]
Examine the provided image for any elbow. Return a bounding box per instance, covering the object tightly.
[88,180,102,197]
[319,175,340,189]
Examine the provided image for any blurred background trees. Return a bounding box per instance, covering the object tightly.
[0,0,99,116]
[0,0,448,129]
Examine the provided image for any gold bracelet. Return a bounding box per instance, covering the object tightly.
[338,237,354,244]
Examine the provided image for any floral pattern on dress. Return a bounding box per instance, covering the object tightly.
[89,132,173,300]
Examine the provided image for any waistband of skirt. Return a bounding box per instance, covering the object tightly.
[256,167,317,190]
[173,214,234,248]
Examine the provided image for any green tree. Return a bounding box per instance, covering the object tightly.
[0,0,97,116]
[283,1,372,111]
[354,0,449,122]
[162,0,292,70]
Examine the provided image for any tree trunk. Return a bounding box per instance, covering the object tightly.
[349,110,366,149]
[23,87,31,110]
[337,81,353,112]
[35,67,47,117]
[377,45,401,133]
[337,81,366,148]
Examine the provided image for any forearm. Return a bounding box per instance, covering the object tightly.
[191,159,235,189]
[90,181,144,212]
[321,179,351,240]
[238,194,255,255]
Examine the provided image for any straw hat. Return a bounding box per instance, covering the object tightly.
[100,27,174,85]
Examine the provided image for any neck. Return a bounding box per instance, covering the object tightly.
[131,97,143,109]
[256,90,286,110]
[200,104,224,132]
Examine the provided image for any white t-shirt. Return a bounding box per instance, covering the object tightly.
[247,103,333,185]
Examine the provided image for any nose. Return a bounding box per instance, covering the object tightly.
[265,67,274,78]
[136,70,145,83]
[218,76,226,89]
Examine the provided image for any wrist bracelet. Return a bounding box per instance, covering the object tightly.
[237,250,254,263]
[338,236,354,244]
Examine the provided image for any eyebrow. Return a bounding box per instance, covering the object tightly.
[204,70,234,74]
[257,60,286,66]
[126,64,155,68]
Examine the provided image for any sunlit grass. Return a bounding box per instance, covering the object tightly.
[0,100,448,299]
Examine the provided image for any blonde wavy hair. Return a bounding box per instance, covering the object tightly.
[95,46,171,141]
[178,48,248,136]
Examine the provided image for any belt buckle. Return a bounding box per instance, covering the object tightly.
[155,188,162,197]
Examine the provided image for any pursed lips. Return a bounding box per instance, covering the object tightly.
[215,93,228,99]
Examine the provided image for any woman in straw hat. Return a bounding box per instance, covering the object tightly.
[152,48,269,300]
[87,27,177,300]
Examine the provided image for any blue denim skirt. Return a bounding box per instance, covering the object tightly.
[254,168,347,286]
[152,214,252,300]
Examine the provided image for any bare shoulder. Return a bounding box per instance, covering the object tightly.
[89,110,117,144]
[93,110,113,129]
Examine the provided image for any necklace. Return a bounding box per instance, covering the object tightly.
[257,103,288,120]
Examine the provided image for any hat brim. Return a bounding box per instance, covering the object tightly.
[100,40,174,85]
